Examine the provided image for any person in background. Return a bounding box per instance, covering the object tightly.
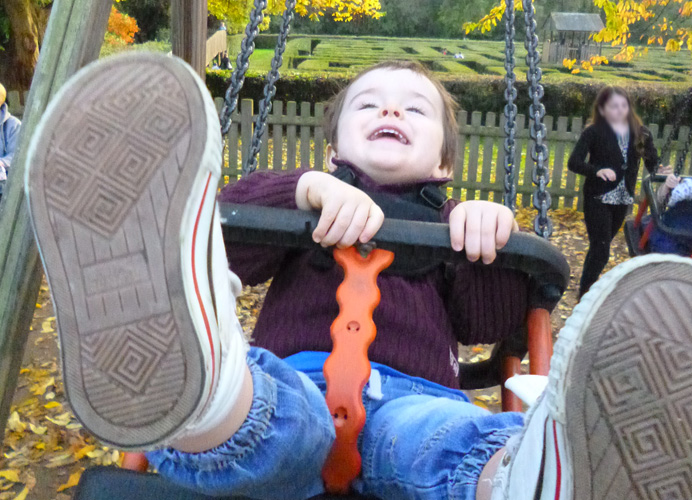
[0,83,22,202]
[220,51,233,71]
[568,86,664,298]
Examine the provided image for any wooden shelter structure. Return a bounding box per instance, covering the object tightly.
[541,12,604,63]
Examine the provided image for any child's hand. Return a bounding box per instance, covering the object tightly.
[449,201,517,264]
[658,165,674,176]
[296,171,385,248]
[665,174,681,190]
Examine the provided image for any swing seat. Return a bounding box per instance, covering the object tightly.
[74,204,569,500]
[73,466,373,500]
[625,174,692,257]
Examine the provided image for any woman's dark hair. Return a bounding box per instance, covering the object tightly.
[590,85,647,155]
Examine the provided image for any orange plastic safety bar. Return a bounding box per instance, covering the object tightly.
[321,246,394,494]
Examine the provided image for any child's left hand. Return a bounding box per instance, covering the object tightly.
[449,201,518,264]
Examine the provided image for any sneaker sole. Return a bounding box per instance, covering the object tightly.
[550,255,692,499]
[26,53,218,448]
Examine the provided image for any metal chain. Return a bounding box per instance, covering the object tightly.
[502,0,518,212]
[660,87,692,167]
[245,0,296,176]
[220,0,267,137]
[523,0,552,238]
[675,126,692,176]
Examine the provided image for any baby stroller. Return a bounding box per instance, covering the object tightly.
[624,174,692,257]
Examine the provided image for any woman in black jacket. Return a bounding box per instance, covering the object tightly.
[568,86,662,297]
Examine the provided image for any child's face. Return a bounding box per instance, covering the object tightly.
[599,93,630,125]
[328,68,447,184]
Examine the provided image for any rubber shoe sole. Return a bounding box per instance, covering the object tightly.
[549,255,692,499]
[25,53,220,449]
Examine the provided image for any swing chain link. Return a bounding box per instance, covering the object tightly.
[245,0,297,176]
[503,0,518,212]
[220,0,267,138]
[523,0,552,238]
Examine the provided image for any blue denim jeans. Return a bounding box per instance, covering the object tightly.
[147,348,524,500]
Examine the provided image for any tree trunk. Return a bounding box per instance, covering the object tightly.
[4,0,40,90]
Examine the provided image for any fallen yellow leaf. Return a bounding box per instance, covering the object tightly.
[34,442,46,450]
[74,445,96,460]
[6,412,25,433]
[30,376,55,396]
[0,470,20,483]
[57,469,83,492]
[29,423,47,435]
[44,401,61,409]
[12,486,28,500]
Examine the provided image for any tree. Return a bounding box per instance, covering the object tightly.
[1,0,50,90]
[104,5,139,47]
[464,0,692,72]
[207,0,383,34]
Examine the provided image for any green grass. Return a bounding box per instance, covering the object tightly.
[229,34,692,85]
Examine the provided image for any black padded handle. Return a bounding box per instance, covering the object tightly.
[219,203,570,308]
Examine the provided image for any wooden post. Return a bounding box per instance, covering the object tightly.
[171,0,208,79]
[0,0,113,445]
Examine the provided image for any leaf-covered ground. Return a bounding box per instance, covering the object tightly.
[0,207,631,499]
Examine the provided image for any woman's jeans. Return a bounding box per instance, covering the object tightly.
[147,348,523,500]
[580,196,630,297]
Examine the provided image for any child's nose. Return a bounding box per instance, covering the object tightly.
[379,106,402,119]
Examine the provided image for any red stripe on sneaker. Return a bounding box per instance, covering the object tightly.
[553,420,561,500]
[192,173,216,392]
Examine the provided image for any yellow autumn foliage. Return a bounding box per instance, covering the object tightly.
[467,0,692,75]
[208,0,383,33]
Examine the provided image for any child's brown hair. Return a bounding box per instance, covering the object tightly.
[323,60,459,171]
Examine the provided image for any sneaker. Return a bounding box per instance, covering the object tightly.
[25,53,247,450]
[492,254,692,500]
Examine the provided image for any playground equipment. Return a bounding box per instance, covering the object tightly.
[0,0,571,498]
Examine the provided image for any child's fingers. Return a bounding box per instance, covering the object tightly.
[480,214,498,264]
[337,203,370,248]
[463,208,482,262]
[495,208,514,250]
[312,203,340,244]
[321,203,356,247]
[449,206,466,252]
[359,204,385,243]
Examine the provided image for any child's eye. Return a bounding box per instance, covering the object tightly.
[407,106,425,115]
[359,103,377,110]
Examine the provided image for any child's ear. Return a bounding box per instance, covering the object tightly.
[435,162,453,179]
[325,144,338,172]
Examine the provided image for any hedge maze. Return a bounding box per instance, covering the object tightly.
[231,34,692,84]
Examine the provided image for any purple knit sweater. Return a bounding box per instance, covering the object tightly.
[219,168,528,388]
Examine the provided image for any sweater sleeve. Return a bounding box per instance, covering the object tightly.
[641,127,660,174]
[219,169,309,286]
[440,199,529,345]
[568,126,598,177]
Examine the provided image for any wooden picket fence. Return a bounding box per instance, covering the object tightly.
[214,98,692,210]
[9,91,690,210]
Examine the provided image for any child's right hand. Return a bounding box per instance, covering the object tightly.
[296,171,385,248]
[665,174,681,190]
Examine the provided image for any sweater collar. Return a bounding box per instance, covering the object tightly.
[330,158,451,193]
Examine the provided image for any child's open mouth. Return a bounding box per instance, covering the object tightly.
[368,126,410,145]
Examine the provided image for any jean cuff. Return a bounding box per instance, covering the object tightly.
[147,354,276,472]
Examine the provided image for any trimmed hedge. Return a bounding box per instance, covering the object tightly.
[206,70,692,125]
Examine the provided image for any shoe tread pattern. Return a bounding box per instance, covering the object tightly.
[580,266,692,500]
[28,55,207,448]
